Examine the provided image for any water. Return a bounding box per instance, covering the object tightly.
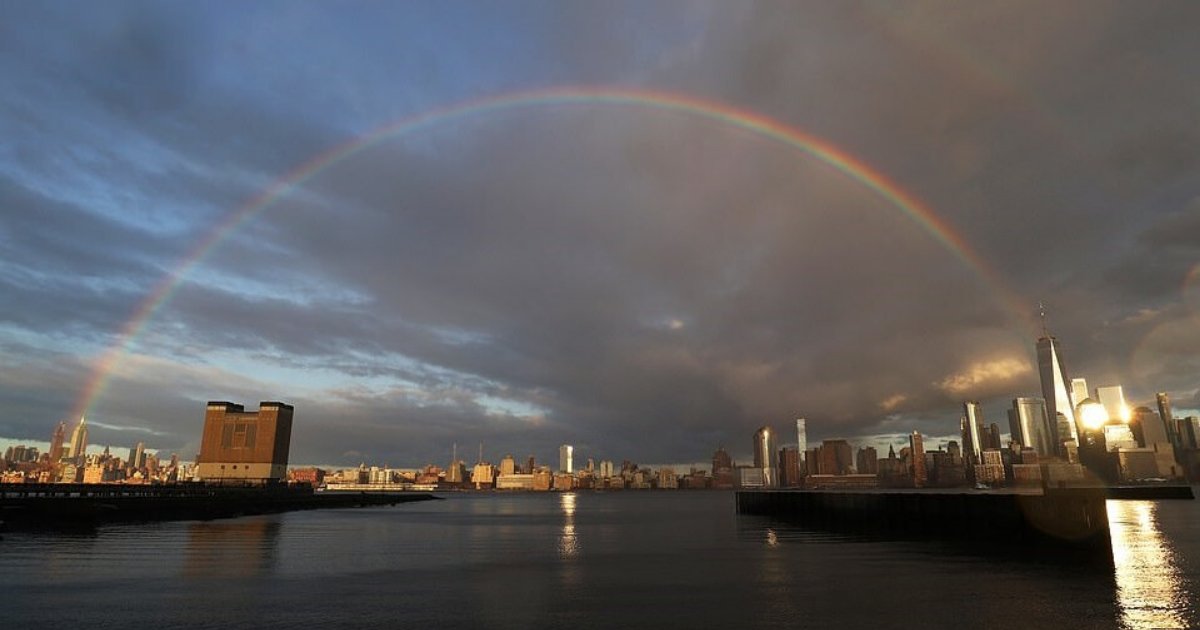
[1,491,1197,629]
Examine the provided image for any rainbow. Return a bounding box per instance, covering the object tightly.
[71,85,1031,420]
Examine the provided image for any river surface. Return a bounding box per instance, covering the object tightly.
[1,491,1197,628]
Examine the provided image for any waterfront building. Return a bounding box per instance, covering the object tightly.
[472,462,496,489]
[559,445,573,474]
[909,432,927,488]
[856,446,878,475]
[1037,334,1079,450]
[735,466,766,488]
[599,459,614,479]
[532,467,553,491]
[820,439,853,476]
[496,473,536,490]
[805,474,879,489]
[196,401,294,482]
[753,426,777,487]
[656,468,678,489]
[778,447,802,487]
[68,416,88,465]
[499,454,517,476]
[553,473,575,491]
[1008,397,1055,457]
[711,447,733,476]
[805,447,822,475]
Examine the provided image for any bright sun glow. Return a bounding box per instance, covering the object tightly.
[1079,401,1109,430]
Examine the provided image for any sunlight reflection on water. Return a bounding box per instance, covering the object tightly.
[1108,500,1189,629]
[558,492,579,558]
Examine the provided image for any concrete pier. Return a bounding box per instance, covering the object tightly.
[736,488,1112,560]
[0,482,439,529]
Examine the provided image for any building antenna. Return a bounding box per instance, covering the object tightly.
[478,441,483,464]
[1038,301,1049,337]
[452,442,457,464]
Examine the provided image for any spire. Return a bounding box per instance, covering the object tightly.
[79,415,86,426]
[1038,301,1049,337]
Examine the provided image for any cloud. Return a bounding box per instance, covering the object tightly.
[936,358,1032,396]
[2,2,1200,466]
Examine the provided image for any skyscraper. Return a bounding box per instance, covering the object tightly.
[48,421,66,463]
[796,418,807,472]
[559,444,573,474]
[753,426,777,487]
[1095,385,1129,423]
[1037,335,1078,450]
[961,401,986,467]
[1008,397,1054,456]
[1070,378,1089,408]
[1156,392,1176,445]
[68,416,88,464]
[909,431,927,488]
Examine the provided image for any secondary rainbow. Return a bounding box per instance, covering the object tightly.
[71,85,1031,420]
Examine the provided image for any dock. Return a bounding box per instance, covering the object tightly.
[0,482,439,529]
[736,488,1114,560]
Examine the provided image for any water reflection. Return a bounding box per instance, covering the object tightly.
[183,518,281,578]
[558,492,579,558]
[1108,500,1190,629]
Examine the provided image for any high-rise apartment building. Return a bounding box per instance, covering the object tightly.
[1037,335,1078,450]
[796,418,807,471]
[196,401,294,481]
[559,444,573,474]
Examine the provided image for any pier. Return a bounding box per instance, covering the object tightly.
[0,482,439,529]
[736,488,1114,560]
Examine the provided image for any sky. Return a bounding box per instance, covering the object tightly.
[2,1,1199,468]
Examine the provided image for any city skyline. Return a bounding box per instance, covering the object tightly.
[3,3,1200,467]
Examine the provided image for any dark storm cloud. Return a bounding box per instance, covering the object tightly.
[3,1,1199,465]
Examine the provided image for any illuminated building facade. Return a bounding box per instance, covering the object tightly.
[196,401,294,481]
[558,444,573,474]
[961,401,986,468]
[753,426,777,487]
[909,432,927,488]
[1037,335,1078,451]
[68,416,88,464]
[1008,397,1055,457]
